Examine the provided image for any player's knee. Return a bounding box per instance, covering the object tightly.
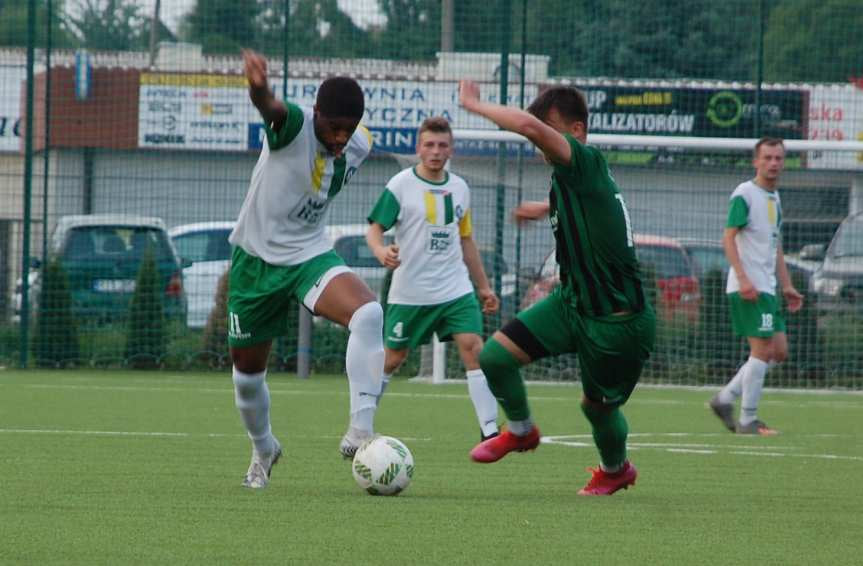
[349,301,384,334]
[460,336,484,366]
[773,346,788,363]
[384,349,408,374]
[479,338,516,375]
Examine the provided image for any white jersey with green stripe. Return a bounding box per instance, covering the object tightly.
[229,102,373,266]
[369,167,474,305]
[725,180,782,295]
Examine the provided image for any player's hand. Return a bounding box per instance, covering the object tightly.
[783,285,804,313]
[738,278,758,302]
[242,49,268,90]
[478,288,499,314]
[458,80,481,110]
[512,201,550,224]
[375,244,401,269]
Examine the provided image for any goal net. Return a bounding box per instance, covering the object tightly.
[407,131,863,389]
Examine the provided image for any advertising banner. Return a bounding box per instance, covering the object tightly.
[571,84,806,139]
[0,65,25,153]
[139,73,537,154]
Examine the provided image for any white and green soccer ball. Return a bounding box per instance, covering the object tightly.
[352,435,414,496]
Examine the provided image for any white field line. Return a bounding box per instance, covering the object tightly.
[0,427,431,442]
[5,382,862,409]
[542,434,863,462]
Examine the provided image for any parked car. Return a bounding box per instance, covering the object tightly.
[678,238,727,282]
[520,234,701,322]
[15,214,187,324]
[802,212,863,313]
[169,221,235,328]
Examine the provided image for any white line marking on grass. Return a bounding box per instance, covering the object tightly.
[0,428,433,442]
[0,428,189,437]
[666,448,717,454]
[542,434,863,462]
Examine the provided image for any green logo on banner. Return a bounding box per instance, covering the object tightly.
[706,91,743,128]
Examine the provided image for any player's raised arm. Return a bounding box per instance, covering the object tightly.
[242,49,287,130]
[458,80,571,165]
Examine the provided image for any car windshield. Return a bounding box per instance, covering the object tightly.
[831,219,863,257]
[637,245,691,279]
[63,226,175,263]
[173,229,232,263]
[686,247,727,275]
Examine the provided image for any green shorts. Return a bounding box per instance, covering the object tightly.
[384,293,482,350]
[728,292,786,338]
[511,287,656,406]
[227,246,349,347]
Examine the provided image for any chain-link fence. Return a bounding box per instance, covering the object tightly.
[2,0,863,387]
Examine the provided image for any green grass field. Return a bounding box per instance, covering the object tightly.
[1,370,861,565]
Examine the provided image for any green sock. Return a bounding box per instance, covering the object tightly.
[478,338,530,421]
[581,402,628,470]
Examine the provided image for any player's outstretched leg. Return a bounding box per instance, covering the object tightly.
[469,337,539,463]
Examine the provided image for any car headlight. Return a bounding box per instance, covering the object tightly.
[814,277,843,296]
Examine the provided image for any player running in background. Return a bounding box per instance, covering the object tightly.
[709,138,803,436]
[229,49,385,488]
[366,117,500,441]
[459,82,656,495]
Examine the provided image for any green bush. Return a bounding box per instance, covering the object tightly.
[125,247,166,368]
[201,265,230,367]
[32,258,79,367]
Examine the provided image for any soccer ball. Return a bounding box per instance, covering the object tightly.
[352,435,414,496]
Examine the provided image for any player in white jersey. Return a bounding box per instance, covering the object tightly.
[709,137,803,436]
[366,117,501,440]
[229,50,386,488]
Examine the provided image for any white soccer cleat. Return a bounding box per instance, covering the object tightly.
[339,426,373,460]
[242,438,282,489]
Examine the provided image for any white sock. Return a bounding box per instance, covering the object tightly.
[718,362,747,405]
[508,418,534,437]
[232,367,274,456]
[740,357,769,426]
[346,302,385,434]
[377,373,392,408]
[466,369,499,437]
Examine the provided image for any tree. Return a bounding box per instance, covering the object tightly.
[63,0,148,51]
[375,0,440,60]
[125,247,166,369]
[32,259,79,367]
[182,0,261,54]
[764,0,863,82]
[0,0,76,48]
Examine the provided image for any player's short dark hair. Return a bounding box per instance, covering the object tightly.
[754,136,785,157]
[527,86,589,127]
[418,116,452,138]
[316,76,364,120]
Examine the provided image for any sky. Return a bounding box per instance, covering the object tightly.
[135,0,386,33]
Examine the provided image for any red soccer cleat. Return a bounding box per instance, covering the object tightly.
[469,426,541,463]
[577,461,638,496]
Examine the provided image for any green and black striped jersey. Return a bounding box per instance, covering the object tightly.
[548,134,646,318]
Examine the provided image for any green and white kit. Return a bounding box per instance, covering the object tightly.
[227,102,373,347]
[725,180,785,337]
[369,167,480,348]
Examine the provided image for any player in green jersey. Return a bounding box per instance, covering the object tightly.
[459,81,656,495]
